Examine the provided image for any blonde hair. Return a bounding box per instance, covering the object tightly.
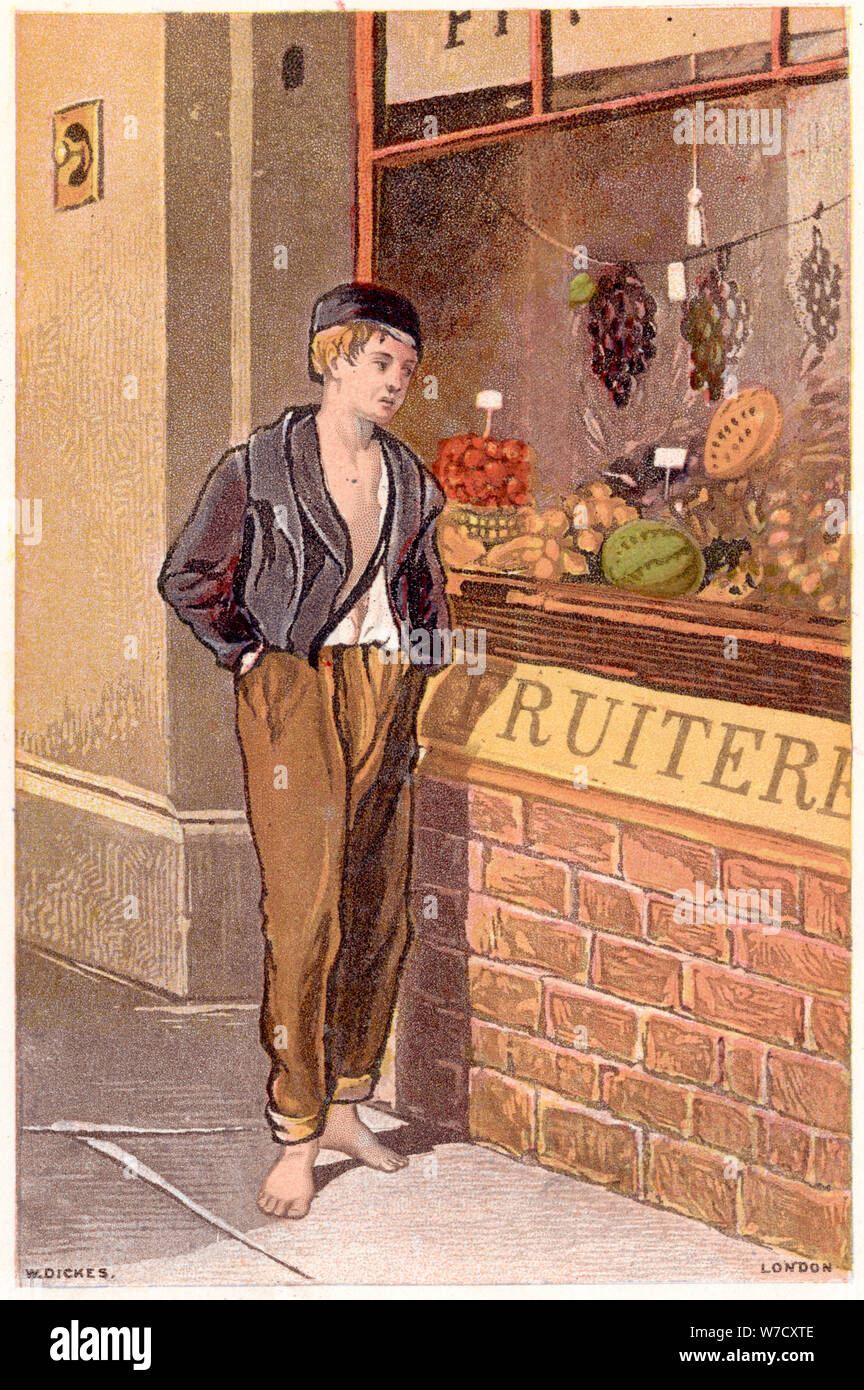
[310,319,384,380]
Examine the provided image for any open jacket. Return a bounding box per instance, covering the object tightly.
[158,404,451,672]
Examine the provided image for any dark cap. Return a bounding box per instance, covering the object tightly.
[308,282,423,382]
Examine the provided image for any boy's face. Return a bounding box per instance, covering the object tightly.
[329,329,419,427]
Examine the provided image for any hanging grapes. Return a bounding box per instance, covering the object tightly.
[681,250,752,402]
[587,263,657,408]
[794,216,842,364]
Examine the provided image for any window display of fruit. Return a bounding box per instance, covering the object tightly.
[601,519,705,598]
[681,258,752,401]
[431,433,536,508]
[431,372,849,619]
[561,481,641,573]
[747,374,850,617]
[587,262,657,407]
[750,480,849,616]
[698,553,764,602]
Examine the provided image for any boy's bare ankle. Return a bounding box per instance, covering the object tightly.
[258,1136,319,1219]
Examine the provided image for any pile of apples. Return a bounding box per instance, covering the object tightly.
[431,433,536,508]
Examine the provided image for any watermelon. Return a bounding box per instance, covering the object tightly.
[601,520,705,598]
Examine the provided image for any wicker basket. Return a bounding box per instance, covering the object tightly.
[447,503,527,546]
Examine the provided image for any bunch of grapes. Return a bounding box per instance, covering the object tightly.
[795,224,841,359]
[587,263,657,408]
[681,264,751,400]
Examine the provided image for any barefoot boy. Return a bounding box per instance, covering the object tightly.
[159,283,450,1217]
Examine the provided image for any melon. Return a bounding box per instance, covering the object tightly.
[601,520,705,597]
[704,388,783,478]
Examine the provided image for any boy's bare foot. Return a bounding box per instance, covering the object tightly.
[320,1103,408,1172]
[257,1137,318,1218]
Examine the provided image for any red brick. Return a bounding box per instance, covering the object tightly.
[470,1018,603,1104]
[484,846,571,916]
[578,874,643,939]
[469,787,523,845]
[644,1014,720,1086]
[468,958,543,1032]
[648,1136,737,1232]
[732,925,849,999]
[768,1052,850,1134]
[692,1093,754,1159]
[721,855,799,922]
[545,982,640,1061]
[723,1035,767,1103]
[809,997,850,1063]
[811,1133,851,1189]
[404,939,468,1010]
[468,840,485,892]
[538,1096,640,1195]
[508,1033,603,1105]
[687,963,804,1046]
[470,1018,510,1071]
[621,827,714,897]
[396,991,470,1120]
[415,776,469,835]
[528,802,619,874]
[410,887,468,949]
[802,871,850,945]
[647,894,727,961]
[415,827,469,889]
[754,1112,810,1181]
[592,937,680,1007]
[740,1168,851,1268]
[604,1066,691,1136]
[469,1068,535,1156]
[466,894,588,983]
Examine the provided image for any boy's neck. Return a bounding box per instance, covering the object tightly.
[316,390,376,454]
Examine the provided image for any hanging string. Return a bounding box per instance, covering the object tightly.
[686,126,706,248]
[477,185,849,270]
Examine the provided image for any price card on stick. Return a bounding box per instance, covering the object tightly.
[654,446,688,497]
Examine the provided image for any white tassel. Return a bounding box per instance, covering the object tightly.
[687,186,706,247]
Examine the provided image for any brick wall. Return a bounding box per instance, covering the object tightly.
[397,773,851,1269]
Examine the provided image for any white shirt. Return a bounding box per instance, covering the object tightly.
[322,455,400,650]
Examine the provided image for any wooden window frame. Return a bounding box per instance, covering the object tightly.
[352,8,850,719]
[354,8,846,277]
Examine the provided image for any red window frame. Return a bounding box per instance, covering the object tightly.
[353,7,847,279]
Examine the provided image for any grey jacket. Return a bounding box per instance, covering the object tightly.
[158,404,451,672]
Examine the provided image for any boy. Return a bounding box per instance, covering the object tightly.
[159,283,450,1218]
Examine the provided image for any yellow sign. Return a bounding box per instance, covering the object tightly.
[385,10,532,105]
[419,658,851,851]
[549,8,772,78]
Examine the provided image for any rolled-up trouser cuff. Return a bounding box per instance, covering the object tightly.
[266,1075,376,1143]
[330,1073,375,1104]
[265,1104,321,1146]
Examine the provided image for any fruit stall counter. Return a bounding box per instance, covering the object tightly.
[399,411,851,1269]
[433,380,850,624]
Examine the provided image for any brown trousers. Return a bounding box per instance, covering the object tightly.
[235,645,427,1143]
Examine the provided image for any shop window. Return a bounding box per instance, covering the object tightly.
[784,7,847,64]
[381,9,534,144]
[377,82,849,656]
[548,7,774,110]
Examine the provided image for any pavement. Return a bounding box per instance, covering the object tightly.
[17,947,845,1290]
